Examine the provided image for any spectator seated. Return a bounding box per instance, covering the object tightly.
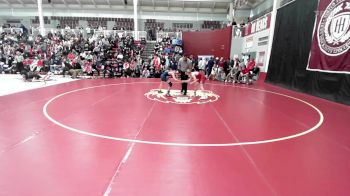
[225,66,239,83]
[239,59,259,84]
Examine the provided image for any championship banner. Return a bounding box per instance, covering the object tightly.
[307,0,350,74]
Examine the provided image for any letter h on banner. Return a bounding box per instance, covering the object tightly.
[334,17,346,34]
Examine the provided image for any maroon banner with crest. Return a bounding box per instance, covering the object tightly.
[307,0,350,74]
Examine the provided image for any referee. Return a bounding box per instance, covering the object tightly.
[178,54,192,96]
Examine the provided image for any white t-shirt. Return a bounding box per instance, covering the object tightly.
[198,59,207,70]
[117,54,123,60]
[242,55,249,65]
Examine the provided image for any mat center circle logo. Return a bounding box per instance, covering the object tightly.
[317,0,350,56]
[144,89,220,104]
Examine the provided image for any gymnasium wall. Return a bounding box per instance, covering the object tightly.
[230,36,244,59]
[230,13,272,72]
[182,27,232,59]
[265,0,350,105]
[242,28,271,72]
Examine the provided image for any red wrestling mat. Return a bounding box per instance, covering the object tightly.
[0,78,349,196]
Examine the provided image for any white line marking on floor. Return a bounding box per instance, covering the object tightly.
[43,82,324,147]
[0,131,40,154]
[103,102,156,195]
[211,104,278,195]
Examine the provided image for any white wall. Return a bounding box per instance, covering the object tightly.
[230,37,244,59]
[242,28,271,72]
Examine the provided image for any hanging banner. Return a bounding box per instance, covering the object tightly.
[244,13,271,37]
[307,0,350,74]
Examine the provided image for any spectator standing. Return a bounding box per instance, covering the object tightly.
[15,51,24,73]
[198,58,207,71]
[206,57,214,77]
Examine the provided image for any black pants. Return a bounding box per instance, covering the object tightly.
[180,71,189,95]
[24,71,41,80]
[92,64,100,76]
[103,65,114,78]
[206,66,212,77]
[62,66,70,77]
[17,62,24,73]
[235,71,241,81]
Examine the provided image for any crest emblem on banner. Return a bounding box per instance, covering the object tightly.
[318,0,350,56]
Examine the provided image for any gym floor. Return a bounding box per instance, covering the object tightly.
[0,76,349,196]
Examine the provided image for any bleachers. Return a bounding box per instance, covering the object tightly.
[87,18,107,29]
[172,23,193,31]
[31,16,51,25]
[201,21,221,29]
[114,18,134,30]
[36,17,137,30]
[144,19,164,30]
[51,16,79,29]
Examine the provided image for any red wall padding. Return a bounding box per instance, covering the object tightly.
[182,27,232,59]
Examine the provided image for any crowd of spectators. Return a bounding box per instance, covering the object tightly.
[0,24,182,80]
[196,56,259,84]
[144,32,259,84]
[149,39,259,85]
[0,23,259,84]
[0,24,148,79]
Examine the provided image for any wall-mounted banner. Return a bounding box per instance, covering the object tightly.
[307,0,350,74]
[257,51,266,67]
[244,13,271,37]
[233,26,244,37]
